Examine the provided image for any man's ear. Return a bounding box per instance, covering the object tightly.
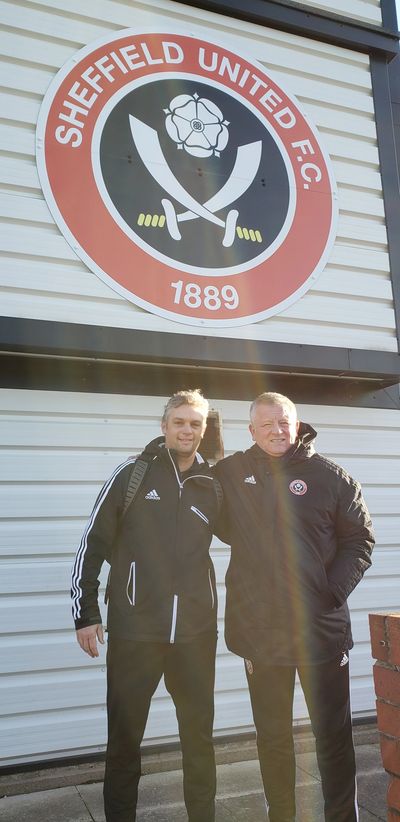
[296,420,300,435]
[249,423,255,441]
[161,419,166,435]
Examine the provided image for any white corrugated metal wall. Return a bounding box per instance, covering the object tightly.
[1,388,399,766]
[1,0,399,767]
[0,0,395,352]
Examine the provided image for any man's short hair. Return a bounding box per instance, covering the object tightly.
[250,392,297,422]
[162,389,209,424]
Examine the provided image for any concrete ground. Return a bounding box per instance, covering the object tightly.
[0,725,388,821]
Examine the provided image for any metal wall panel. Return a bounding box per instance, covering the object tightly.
[0,387,398,765]
[0,0,396,351]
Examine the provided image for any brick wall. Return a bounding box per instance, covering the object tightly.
[369,613,400,819]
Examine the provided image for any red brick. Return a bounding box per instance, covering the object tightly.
[389,776,400,811]
[388,616,400,667]
[388,810,400,820]
[381,734,400,776]
[374,662,400,707]
[377,702,400,738]
[369,613,389,662]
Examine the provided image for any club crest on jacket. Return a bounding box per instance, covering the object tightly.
[289,479,308,496]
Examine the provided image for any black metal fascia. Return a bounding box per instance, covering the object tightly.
[1,317,400,383]
[174,0,399,59]
[371,54,400,350]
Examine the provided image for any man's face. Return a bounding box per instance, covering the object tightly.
[249,401,299,457]
[162,404,206,460]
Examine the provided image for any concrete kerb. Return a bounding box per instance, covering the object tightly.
[0,721,379,799]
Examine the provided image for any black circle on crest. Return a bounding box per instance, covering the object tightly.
[99,78,290,270]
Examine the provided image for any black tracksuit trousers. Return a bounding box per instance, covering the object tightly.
[245,653,358,822]
[103,632,217,822]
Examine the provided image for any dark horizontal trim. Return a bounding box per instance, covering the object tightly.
[1,316,400,409]
[174,0,399,59]
[1,354,399,409]
[1,317,400,384]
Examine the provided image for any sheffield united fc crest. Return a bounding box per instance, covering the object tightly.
[36,30,338,326]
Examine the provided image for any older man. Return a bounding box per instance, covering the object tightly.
[215,392,374,822]
[72,389,221,822]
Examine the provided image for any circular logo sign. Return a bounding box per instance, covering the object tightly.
[36,30,338,326]
[289,479,308,496]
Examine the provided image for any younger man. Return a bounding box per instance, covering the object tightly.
[72,390,221,822]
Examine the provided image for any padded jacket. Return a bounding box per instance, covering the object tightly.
[71,437,220,642]
[215,423,374,664]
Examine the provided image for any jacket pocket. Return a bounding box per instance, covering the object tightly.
[126,561,136,606]
[190,505,209,525]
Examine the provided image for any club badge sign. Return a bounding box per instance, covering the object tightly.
[36,30,338,326]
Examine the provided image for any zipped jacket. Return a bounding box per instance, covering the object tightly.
[71,437,220,643]
[214,423,374,664]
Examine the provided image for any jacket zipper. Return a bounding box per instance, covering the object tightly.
[168,451,182,644]
[167,450,215,643]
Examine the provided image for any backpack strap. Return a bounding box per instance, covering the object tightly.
[121,458,150,519]
[104,457,150,600]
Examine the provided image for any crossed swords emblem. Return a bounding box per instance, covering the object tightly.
[129,115,263,248]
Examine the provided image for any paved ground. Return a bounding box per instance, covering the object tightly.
[0,726,388,821]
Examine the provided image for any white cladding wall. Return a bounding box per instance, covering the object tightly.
[0,0,396,352]
[0,387,399,766]
[298,0,382,25]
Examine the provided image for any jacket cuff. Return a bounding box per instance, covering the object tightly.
[74,616,102,630]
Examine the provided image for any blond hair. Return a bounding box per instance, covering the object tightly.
[162,389,209,423]
[250,392,297,422]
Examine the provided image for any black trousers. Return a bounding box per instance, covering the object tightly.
[245,653,358,822]
[103,632,217,822]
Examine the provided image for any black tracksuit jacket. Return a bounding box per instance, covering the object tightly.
[71,437,220,643]
[214,423,374,665]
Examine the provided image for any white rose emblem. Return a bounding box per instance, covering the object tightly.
[164,92,229,158]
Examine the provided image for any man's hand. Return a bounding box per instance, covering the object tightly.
[76,624,105,658]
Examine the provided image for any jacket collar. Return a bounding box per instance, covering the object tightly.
[140,436,210,475]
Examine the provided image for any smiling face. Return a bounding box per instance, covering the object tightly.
[249,401,299,457]
[162,403,207,467]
